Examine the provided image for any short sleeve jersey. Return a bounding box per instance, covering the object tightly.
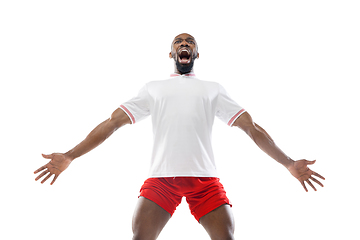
[120,73,245,178]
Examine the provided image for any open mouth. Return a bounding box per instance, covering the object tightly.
[178,48,191,64]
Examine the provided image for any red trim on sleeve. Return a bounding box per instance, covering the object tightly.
[120,105,136,124]
[227,109,245,126]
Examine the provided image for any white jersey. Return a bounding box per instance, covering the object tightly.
[120,73,245,178]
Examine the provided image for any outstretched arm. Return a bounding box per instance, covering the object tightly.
[34,108,131,185]
[64,108,131,160]
[233,112,325,192]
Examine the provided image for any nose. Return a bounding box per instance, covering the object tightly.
[180,40,189,47]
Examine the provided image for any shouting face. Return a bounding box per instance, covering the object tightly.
[169,33,199,74]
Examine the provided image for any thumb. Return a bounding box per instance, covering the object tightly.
[42,153,53,159]
[306,160,316,165]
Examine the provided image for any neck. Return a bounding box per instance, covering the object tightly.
[173,61,194,75]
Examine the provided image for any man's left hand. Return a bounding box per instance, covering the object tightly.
[287,160,325,192]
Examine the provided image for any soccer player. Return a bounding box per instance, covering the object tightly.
[34,33,325,240]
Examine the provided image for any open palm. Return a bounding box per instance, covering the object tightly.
[288,160,325,192]
[34,153,72,185]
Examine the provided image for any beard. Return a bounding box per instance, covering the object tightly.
[175,58,195,74]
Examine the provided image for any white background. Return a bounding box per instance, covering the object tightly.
[1,0,359,239]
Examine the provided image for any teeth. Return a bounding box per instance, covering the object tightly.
[179,49,190,59]
[179,48,190,54]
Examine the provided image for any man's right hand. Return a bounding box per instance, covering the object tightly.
[34,108,131,185]
[34,153,72,185]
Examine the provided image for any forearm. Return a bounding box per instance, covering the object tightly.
[64,108,130,161]
[65,119,118,161]
[247,123,294,168]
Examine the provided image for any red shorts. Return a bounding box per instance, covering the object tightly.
[139,177,232,222]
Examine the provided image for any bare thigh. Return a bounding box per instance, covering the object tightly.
[132,197,171,240]
[200,204,235,240]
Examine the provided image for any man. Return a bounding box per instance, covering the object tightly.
[34,33,325,240]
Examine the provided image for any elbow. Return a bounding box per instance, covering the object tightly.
[108,118,127,132]
[110,108,131,129]
[242,124,257,141]
[246,124,271,145]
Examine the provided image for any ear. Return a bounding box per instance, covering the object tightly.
[196,52,199,59]
[169,52,173,59]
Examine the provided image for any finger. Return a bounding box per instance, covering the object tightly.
[306,179,317,191]
[313,171,325,180]
[306,160,316,165]
[35,170,48,181]
[41,173,53,184]
[300,181,308,192]
[34,165,46,174]
[42,153,53,159]
[310,176,324,187]
[50,175,59,185]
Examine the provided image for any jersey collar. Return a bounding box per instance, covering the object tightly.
[170,72,196,77]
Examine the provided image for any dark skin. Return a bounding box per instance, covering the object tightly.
[35,33,325,240]
[169,33,199,74]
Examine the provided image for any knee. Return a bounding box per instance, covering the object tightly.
[221,236,234,240]
[211,234,235,240]
[132,235,151,240]
[132,233,157,240]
